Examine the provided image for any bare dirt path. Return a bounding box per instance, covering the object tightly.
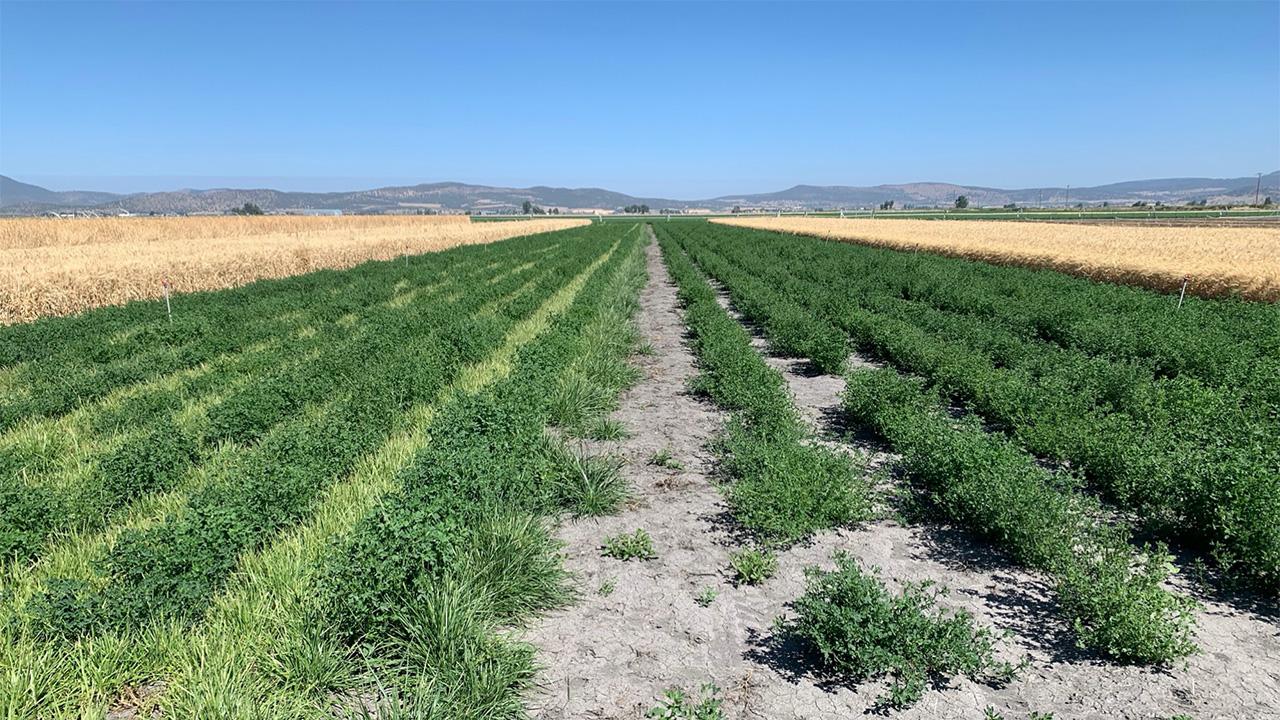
[523,230,1280,719]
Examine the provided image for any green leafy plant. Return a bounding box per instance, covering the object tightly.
[645,684,724,720]
[778,553,1018,710]
[602,529,657,561]
[648,448,684,470]
[729,547,778,586]
[694,586,718,607]
[597,578,617,597]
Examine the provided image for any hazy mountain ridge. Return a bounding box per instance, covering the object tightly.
[2,172,1276,214]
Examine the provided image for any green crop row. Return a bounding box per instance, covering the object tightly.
[12,228,615,639]
[0,240,578,565]
[843,367,1198,663]
[673,221,1279,395]
[314,227,646,716]
[664,221,1279,592]
[653,224,867,545]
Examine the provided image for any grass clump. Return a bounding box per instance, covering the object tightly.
[602,528,657,561]
[778,553,1017,710]
[550,442,627,517]
[729,547,777,586]
[694,586,719,607]
[645,684,724,719]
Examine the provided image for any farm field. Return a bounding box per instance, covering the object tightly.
[1,219,1277,719]
[712,215,1280,301]
[0,215,587,324]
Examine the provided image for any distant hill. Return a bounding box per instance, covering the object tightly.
[712,173,1280,209]
[0,175,121,210]
[2,172,1276,215]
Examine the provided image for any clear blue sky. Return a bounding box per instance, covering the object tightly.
[2,1,1277,198]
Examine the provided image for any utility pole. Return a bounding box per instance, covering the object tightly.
[1256,172,1263,206]
[1065,185,1070,208]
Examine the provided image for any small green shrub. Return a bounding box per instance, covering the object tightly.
[779,553,1017,710]
[597,578,617,596]
[602,529,657,561]
[729,547,777,586]
[694,586,718,607]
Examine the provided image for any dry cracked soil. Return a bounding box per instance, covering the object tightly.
[522,231,1280,720]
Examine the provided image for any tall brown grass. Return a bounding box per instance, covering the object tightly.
[712,217,1280,302]
[1,216,587,324]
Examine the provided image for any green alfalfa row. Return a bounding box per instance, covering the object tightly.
[655,225,867,546]
[17,236,611,637]
[0,244,579,565]
[675,223,1279,592]
[671,221,1279,392]
[843,366,1198,664]
[314,230,646,716]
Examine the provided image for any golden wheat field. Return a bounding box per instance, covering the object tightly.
[0,216,588,324]
[712,216,1280,301]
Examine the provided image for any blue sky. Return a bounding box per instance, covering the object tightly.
[2,1,1277,198]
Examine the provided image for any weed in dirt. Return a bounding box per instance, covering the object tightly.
[588,418,629,441]
[645,683,725,720]
[729,547,778,586]
[695,586,719,607]
[777,553,1019,711]
[648,448,685,471]
[636,342,657,357]
[602,529,657,561]
[552,445,627,517]
[598,578,617,597]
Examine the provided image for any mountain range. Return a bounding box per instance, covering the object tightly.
[2,172,1276,215]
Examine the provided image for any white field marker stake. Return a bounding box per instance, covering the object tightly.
[162,278,172,323]
[1177,276,1189,309]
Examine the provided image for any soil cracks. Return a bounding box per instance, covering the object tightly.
[524,231,1280,720]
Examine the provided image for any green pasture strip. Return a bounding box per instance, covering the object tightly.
[843,367,1198,663]
[0,245,566,566]
[1,229,605,642]
[0,225,628,720]
[0,228,567,431]
[653,224,868,546]
[665,222,1280,591]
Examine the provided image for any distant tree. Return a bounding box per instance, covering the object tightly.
[954,195,970,209]
[622,204,650,214]
[1131,201,1148,208]
[522,200,533,214]
[732,205,742,214]
[233,202,263,216]
[1264,196,1274,207]
[878,200,895,211]
[1101,201,1110,208]
[1002,203,1018,210]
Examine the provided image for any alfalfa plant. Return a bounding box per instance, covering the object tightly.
[729,547,777,586]
[778,553,1019,710]
[694,586,719,607]
[602,529,657,561]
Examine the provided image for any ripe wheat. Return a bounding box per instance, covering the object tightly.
[0,216,587,323]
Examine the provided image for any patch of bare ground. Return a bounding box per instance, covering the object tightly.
[523,230,1280,719]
